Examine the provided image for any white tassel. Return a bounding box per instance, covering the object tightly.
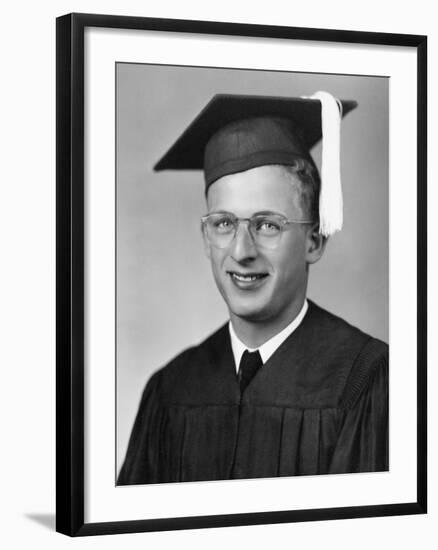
[301,91,343,237]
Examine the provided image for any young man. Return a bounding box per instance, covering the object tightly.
[118,93,388,485]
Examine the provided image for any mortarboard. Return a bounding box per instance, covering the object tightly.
[154,92,358,236]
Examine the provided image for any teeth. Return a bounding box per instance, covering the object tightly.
[232,273,262,282]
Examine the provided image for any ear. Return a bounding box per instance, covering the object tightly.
[305,223,328,264]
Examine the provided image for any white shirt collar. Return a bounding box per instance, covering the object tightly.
[229,299,309,372]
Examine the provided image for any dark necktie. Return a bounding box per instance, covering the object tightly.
[238,349,263,394]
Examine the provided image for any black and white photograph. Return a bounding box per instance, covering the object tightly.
[53,11,427,538]
[1,0,433,546]
[116,64,389,485]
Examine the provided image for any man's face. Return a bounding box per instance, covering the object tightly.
[204,164,318,324]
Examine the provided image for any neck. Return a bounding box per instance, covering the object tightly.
[230,297,307,349]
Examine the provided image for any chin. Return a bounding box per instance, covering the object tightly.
[216,277,271,320]
[225,297,274,322]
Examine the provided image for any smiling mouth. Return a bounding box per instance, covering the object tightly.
[227,271,269,283]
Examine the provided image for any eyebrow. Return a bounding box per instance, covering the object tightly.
[252,210,286,217]
[207,210,287,217]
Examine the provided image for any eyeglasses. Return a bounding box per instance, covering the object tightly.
[200,212,314,250]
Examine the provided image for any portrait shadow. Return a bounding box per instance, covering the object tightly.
[25,513,56,531]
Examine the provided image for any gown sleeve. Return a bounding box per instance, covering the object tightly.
[117,371,163,485]
[329,340,389,474]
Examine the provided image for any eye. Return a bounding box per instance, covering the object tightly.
[213,216,235,233]
[255,218,281,235]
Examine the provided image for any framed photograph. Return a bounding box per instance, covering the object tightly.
[56,12,427,536]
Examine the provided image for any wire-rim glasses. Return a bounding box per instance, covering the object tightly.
[201,211,314,250]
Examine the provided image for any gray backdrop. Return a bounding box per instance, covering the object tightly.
[116,63,389,471]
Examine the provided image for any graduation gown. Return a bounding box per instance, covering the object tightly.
[118,301,388,485]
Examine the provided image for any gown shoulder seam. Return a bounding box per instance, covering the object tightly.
[339,337,388,409]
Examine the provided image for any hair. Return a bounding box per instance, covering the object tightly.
[279,160,320,224]
[205,159,321,224]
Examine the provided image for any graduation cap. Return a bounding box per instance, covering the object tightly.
[154,92,358,236]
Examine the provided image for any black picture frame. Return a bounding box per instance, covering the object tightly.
[56,12,427,537]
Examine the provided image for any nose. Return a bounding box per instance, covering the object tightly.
[230,221,258,262]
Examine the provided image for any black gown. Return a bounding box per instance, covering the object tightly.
[118,300,388,485]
